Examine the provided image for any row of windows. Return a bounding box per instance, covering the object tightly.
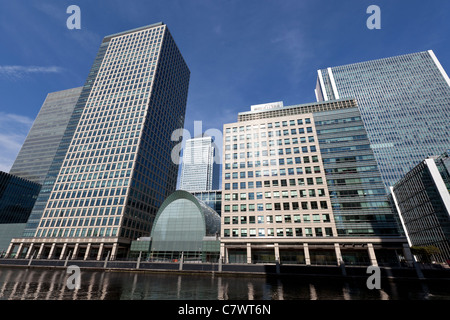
[223,227,334,237]
[224,213,331,224]
[225,127,314,142]
[224,200,329,212]
[224,155,320,170]
[39,216,120,229]
[224,189,327,201]
[36,227,119,238]
[43,206,122,218]
[46,196,126,210]
[224,177,323,190]
[225,166,322,179]
[224,147,318,161]
[56,168,132,185]
[226,137,316,150]
[225,118,312,133]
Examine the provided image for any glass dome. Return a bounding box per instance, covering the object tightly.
[150,190,221,253]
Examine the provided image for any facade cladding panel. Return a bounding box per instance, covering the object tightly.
[391,152,450,263]
[316,51,450,190]
[9,87,83,185]
[0,172,41,224]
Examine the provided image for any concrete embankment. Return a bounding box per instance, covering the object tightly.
[0,258,449,280]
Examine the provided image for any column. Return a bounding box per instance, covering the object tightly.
[14,243,24,259]
[84,243,92,260]
[246,243,252,264]
[304,243,311,265]
[36,243,45,259]
[25,243,34,259]
[59,243,68,260]
[111,243,118,260]
[220,243,226,264]
[72,243,79,260]
[97,243,104,261]
[47,243,56,259]
[402,243,414,267]
[334,243,343,265]
[274,243,280,262]
[336,243,347,276]
[367,243,378,266]
[4,242,14,258]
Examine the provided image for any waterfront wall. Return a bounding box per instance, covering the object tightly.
[0,258,449,280]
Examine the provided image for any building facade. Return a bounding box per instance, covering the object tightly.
[316,50,450,190]
[6,22,190,260]
[391,151,450,263]
[191,190,222,216]
[179,135,220,191]
[9,87,83,185]
[221,100,409,266]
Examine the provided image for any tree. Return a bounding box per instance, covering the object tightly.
[410,245,441,263]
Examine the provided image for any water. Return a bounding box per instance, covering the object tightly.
[0,266,449,300]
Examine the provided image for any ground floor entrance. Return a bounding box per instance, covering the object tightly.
[221,237,414,267]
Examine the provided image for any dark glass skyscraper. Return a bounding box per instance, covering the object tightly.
[391,151,450,263]
[0,171,41,224]
[315,50,450,190]
[8,22,190,260]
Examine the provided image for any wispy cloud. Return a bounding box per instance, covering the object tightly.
[0,112,34,172]
[0,65,65,80]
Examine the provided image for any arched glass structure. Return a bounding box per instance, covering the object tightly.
[150,190,220,259]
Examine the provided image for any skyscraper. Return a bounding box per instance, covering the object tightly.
[9,87,82,185]
[179,135,220,191]
[315,50,450,190]
[391,151,450,263]
[221,100,408,266]
[7,22,190,260]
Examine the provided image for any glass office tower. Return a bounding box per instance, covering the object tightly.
[179,135,220,191]
[221,100,408,266]
[7,22,190,260]
[391,151,450,263]
[315,50,450,190]
[9,87,82,185]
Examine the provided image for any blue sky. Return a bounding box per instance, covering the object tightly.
[0,0,449,172]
